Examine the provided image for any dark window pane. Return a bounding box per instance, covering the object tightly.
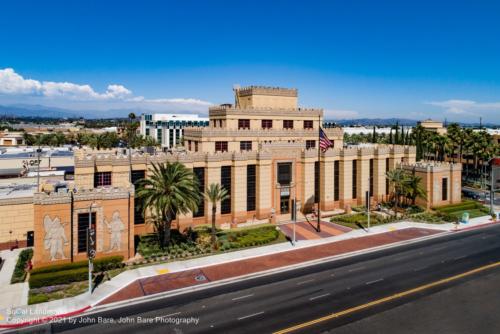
[94,172,112,187]
[78,212,96,253]
[352,160,357,199]
[221,166,232,214]
[247,165,256,211]
[277,162,292,186]
[334,161,340,201]
[193,167,205,217]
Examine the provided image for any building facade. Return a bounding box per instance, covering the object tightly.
[9,86,464,266]
[140,113,209,150]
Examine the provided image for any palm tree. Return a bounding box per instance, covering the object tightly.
[204,183,229,249]
[386,168,406,216]
[136,162,200,248]
[403,173,427,205]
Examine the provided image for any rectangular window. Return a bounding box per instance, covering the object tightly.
[369,159,374,195]
[94,172,112,187]
[306,140,316,149]
[145,128,150,136]
[262,119,273,129]
[175,129,180,144]
[442,178,448,201]
[188,140,192,151]
[240,141,252,151]
[277,162,292,186]
[238,119,250,129]
[334,160,340,201]
[221,166,232,214]
[386,158,390,195]
[193,167,205,217]
[304,120,314,129]
[283,120,294,129]
[157,128,162,142]
[352,160,357,199]
[195,141,199,152]
[169,129,174,147]
[314,161,319,203]
[131,170,146,225]
[215,141,228,152]
[247,165,256,211]
[78,212,96,253]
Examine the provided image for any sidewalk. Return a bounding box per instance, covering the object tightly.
[0,249,29,311]
[1,216,498,328]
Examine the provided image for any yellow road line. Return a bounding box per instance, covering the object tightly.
[274,261,500,334]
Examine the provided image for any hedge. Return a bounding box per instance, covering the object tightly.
[434,201,482,213]
[30,256,124,275]
[10,248,33,284]
[29,267,89,289]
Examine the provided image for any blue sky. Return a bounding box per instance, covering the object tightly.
[1,0,499,123]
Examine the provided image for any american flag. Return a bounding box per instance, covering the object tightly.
[319,128,334,152]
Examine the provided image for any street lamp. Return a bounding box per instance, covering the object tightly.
[87,202,97,294]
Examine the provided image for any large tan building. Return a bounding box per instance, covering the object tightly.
[74,86,417,231]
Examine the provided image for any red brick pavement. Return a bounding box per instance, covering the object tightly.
[98,227,441,305]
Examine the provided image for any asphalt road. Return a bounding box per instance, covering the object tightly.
[17,224,500,334]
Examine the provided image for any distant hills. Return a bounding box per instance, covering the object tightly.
[0,104,498,127]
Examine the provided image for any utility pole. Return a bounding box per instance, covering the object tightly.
[292,198,297,246]
[317,115,321,232]
[87,203,96,294]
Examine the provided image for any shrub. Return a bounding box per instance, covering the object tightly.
[28,294,49,304]
[30,256,124,275]
[29,267,89,289]
[11,248,34,284]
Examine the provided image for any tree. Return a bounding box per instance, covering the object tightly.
[204,183,230,249]
[402,173,427,205]
[136,162,200,248]
[386,168,406,216]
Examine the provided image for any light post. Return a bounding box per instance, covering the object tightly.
[87,202,96,294]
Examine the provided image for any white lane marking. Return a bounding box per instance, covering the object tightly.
[309,293,330,301]
[297,279,315,285]
[419,252,425,255]
[348,266,366,272]
[237,311,265,320]
[330,273,336,277]
[482,235,494,239]
[441,260,446,263]
[366,278,384,285]
[454,255,466,261]
[232,294,254,301]
[161,312,181,318]
[434,246,447,252]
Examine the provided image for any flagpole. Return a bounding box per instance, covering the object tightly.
[317,114,321,232]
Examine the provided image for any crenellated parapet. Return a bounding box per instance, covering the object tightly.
[402,160,462,173]
[34,186,134,205]
[236,86,298,97]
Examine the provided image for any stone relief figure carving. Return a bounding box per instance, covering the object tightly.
[104,211,125,252]
[43,215,68,261]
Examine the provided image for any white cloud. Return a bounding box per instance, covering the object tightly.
[426,99,500,115]
[324,109,359,119]
[0,68,211,111]
[0,68,42,94]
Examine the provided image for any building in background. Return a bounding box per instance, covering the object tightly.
[140,113,209,150]
[0,130,25,146]
[418,119,447,135]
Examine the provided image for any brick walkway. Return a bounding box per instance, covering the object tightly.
[279,220,351,240]
[99,227,441,305]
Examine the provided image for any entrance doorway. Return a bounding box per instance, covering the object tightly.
[280,195,290,214]
[27,231,34,247]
